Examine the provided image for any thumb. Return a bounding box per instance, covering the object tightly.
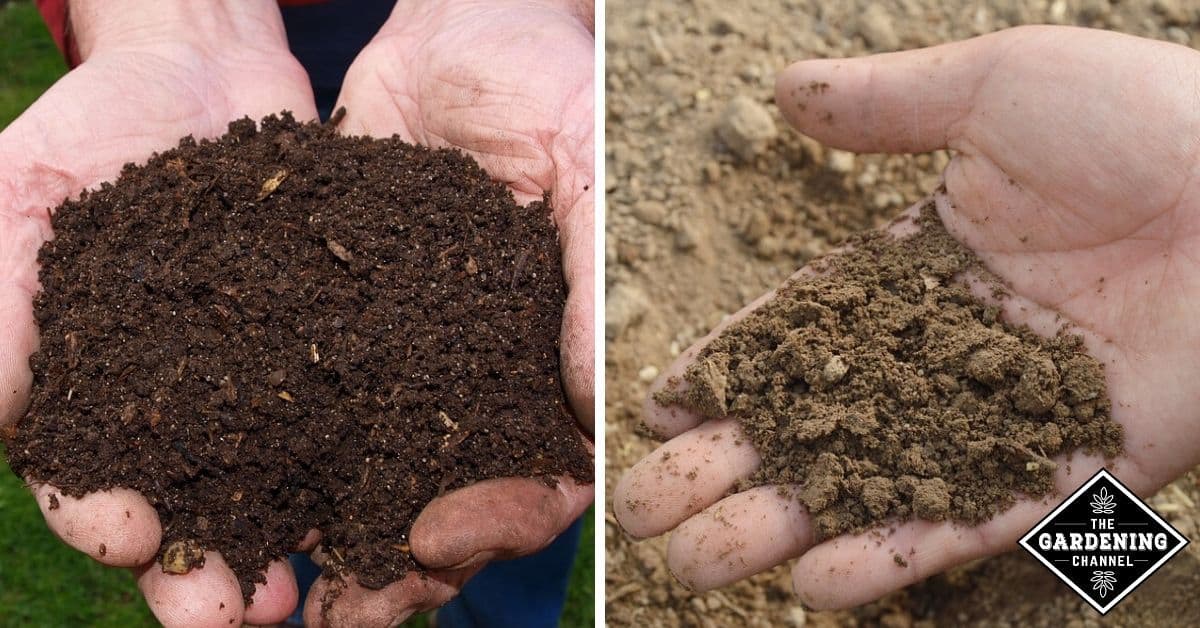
[774,27,1031,154]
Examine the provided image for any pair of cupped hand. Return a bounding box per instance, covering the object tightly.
[0,1,593,626]
[616,25,1200,610]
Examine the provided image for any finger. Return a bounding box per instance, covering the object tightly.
[244,559,300,626]
[775,28,1031,154]
[613,418,760,539]
[295,528,322,552]
[643,203,924,440]
[0,284,35,426]
[789,453,1133,610]
[559,190,595,433]
[794,518,990,610]
[0,209,46,425]
[136,551,244,628]
[544,69,595,433]
[302,568,478,628]
[34,483,161,567]
[642,288,785,439]
[411,474,593,570]
[332,41,418,143]
[667,485,814,592]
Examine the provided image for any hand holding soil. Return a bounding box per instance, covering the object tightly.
[0,2,316,626]
[335,0,596,424]
[312,1,596,624]
[614,25,1200,610]
[0,2,595,627]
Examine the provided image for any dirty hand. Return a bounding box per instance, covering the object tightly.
[614,25,1200,609]
[313,0,595,624]
[0,1,317,626]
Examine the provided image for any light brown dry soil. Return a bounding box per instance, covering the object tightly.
[604,1,1200,626]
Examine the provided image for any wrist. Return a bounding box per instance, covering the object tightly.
[68,0,288,61]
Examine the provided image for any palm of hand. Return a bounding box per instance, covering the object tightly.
[615,26,1200,611]
[1,42,316,420]
[0,37,317,627]
[4,42,315,213]
[335,1,596,426]
[937,27,1200,490]
[337,2,593,207]
[296,4,596,625]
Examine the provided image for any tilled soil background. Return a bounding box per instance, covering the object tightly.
[604,1,1200,626]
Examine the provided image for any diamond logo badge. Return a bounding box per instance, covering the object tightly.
[1019,469,1189,614]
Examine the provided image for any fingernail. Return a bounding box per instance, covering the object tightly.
[667,565,697,592]
[448,549,495,571]
[792,580,821,610]
[611,510,646,541]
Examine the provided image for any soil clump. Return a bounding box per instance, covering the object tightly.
[657,204,1122,539]
[5,112,593,600]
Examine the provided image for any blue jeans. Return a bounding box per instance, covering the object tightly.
[281,0,398,121]
[434,517,584,627]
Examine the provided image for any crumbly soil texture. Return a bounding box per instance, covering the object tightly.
[4,112,592,600]
[605,2,1195,625]
[657,204,1123,540]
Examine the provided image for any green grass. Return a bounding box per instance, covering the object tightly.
[0,445,158,627]
[0,4,139,626]
[0,1,64,125]
[564,508,596,627]
[0,2,594,625]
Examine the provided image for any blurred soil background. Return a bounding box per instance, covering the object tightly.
[604,1,1200,626]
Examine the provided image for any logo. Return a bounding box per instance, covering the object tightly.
[1019,469,1188,614]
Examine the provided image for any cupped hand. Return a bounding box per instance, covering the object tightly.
[0,1,317,625]
[614,25,1200,610]
[312,0,595,624]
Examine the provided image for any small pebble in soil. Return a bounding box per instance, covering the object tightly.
[858,3,901,50]
[162,539,205,575]
[638,365,660,383]
[827,149,856,174]
[717,96,777,161]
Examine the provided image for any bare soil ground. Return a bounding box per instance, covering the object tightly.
[604,1,1200,626]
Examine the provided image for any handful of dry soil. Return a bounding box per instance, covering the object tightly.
[657,202,1122,539]
[4,112,592,600]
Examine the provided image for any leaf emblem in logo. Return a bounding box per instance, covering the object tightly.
[1091,570,1117,598]
[1090,486,1116,514]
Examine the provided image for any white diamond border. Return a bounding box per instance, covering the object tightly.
[1018,468,1190,614]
